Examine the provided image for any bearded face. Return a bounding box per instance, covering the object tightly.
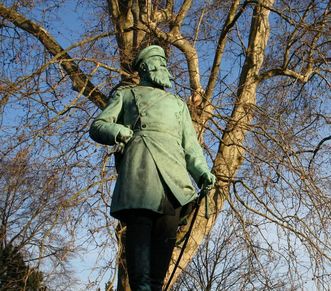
[139,56,172,88]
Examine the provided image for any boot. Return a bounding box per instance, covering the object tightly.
[150,237,176,291]
[125,216,153,291]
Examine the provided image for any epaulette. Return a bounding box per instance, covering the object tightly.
[117,84,137,91]
[108,82,137,98]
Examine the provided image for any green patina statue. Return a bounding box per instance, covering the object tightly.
[89,45,215,291]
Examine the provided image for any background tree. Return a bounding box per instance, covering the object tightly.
[0,0,330,290]
[0,243,46,290]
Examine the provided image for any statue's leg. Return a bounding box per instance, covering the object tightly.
[125,212,154,291]
[150,209,181,291]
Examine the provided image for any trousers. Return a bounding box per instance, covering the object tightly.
[124,209,180,291]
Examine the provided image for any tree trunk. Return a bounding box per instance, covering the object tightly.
[166,0,275,288]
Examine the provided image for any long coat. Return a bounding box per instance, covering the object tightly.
[89,85,210,217]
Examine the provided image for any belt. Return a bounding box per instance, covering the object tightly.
[133,129,181,140]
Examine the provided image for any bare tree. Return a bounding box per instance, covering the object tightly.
[0,0,330,290]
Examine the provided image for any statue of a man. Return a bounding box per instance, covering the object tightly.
[89,45,215,291]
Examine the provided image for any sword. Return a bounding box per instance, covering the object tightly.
[164,185,212,290]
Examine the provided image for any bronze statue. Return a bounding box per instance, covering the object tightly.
[89,45,215,291]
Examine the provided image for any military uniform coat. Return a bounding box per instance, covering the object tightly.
[89,85,210,218]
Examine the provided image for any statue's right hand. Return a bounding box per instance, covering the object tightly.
[118,127,133,144]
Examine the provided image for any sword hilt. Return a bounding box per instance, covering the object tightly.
[200,185,212,219]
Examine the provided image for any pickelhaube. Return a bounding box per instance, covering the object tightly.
[133,45,167,70]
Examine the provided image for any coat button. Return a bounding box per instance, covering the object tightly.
[141,124,147,128]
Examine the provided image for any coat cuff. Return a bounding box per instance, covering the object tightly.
[89,120,126,146]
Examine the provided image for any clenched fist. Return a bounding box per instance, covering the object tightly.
[117,127,133,144]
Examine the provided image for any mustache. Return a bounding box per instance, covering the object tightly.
[148,66,173,78]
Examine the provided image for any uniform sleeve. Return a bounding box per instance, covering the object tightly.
[89,90,128,145]
[181,103,210,184]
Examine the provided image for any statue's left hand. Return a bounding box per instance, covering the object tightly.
[200,172,216,189]
[198,172,216,199]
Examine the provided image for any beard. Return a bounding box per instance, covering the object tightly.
[147,67,172,88]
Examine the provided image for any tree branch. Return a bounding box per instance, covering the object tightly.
[258,0,329,84]
[173,0,192,30]
[258,67,315,83]
[0,3,108,108]
[308,135,331,169]
[204,0,242,101]
[147,20,203,97]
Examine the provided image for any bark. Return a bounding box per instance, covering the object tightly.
[165,0,275,288]
[106,0,172,81]
[107,0,145,75]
